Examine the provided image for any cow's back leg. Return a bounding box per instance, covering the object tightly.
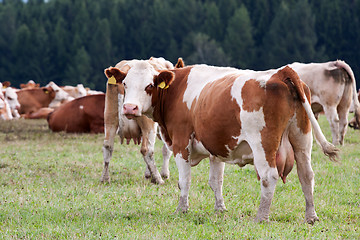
[323,105,340,145]
[249,140,279,222]
[137,118,164,185]
[174,153,191,212]
[209,156,226,211]
[289,128,319,224]
[160,143,172,179]
[337,85,352,145]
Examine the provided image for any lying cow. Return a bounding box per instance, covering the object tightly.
[4,87,21,119]
[61,84,87,98]
[0,84,12,120]
[101,57,178,185]
[288,60,360,145]
[17,82,72,118]
[104,61,339,224]
[47,94,105,133]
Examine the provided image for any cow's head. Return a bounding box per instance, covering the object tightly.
[4,87,21,113]
[45,82,74,107]
[104,61,174,119]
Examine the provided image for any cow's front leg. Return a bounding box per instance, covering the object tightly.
[175,154,191,212]
[101,83,119,183]
[209,156,226,211]
[138,118,164,185]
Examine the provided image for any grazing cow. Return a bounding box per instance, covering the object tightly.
[288,60,360,145]
[47,94,105,133]
[104,62,339,223]
[61,84,88,98]
[17,82,72,118]
[101,57,177,185]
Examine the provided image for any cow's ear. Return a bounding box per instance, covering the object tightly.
[2,81,11,88]
[175,58,185,68]
[104,67,126,84]
[42,87,52,94]
[154,70,175,90]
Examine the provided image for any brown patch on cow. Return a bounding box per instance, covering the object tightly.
[242,79,266,112]
[324,68,348,84]
[295,82,311,133]
[17,88,56,115]
[260,69,297,168]
[191,74,241,157]
[151,66,194,160]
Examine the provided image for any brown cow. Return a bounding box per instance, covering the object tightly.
[47,94,105,133]
[17,82,72,118]
[104,62,338,223]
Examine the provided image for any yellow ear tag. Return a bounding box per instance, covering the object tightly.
[44,90,49,94]
[107,76,117,85]
[158,81,169,89]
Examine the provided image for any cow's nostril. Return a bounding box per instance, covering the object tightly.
[133,105,138,111]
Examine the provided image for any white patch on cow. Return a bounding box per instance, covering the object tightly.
[46,82,74,108]
[79,105,84,110]
[183,65,239,110]
[230,75,270,172]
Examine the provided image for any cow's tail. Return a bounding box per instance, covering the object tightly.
[334,60,360,128]
[280,66,340,162]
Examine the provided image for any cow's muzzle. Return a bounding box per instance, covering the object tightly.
[123,104,139,119]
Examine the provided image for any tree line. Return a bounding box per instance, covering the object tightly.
[1,0,359,91]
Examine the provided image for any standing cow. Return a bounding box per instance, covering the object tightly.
[288,60,360,145]
[101,57,180,185]
[104,61,338,223]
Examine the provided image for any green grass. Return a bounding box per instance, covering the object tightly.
[0,116,359,239]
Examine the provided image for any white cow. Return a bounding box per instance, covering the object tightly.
[288,60,360,145]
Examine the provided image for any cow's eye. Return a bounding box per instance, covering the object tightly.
[145,84,154,92]
[123,82,126,88]
[7,97,13,101]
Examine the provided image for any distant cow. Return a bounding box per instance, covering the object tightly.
[4,87,21,119]
[61,84,87,98]
[349,89,360,129]
[288,60,360,145]
[47,94,105,133]
[101,57,177,185]
[20,80,40,89]
[0,84,12,120]
[105,61,338,223]
[17,82,72,118]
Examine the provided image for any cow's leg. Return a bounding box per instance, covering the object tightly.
[175,154,191,212]
[337,107,349,145]
[101,83,119,183]
[323,106,340,145]
[138,118,164,185]
[209,156,226,211]
[251,143,279,222]
[290,131,319,224]
[160,144,172,179]
[101,125,118,183]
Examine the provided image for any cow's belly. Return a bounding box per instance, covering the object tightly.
[218,140,254,166]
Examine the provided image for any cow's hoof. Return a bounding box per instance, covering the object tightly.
[161,171,170,179]
[215,205,227,212]
[100,175,110,183]
[254,216,269,223]
[151,178,165,185]
[305,215,319,225]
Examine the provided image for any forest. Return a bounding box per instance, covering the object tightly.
[0,0,359,91]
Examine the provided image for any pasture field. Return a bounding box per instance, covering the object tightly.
[0,117,359,239]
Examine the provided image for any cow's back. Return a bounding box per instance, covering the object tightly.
[48,94,105,133]
[17,88,54,114]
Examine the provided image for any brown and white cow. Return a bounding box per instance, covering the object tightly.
[101,57,178,185]
[0,83,12,120]
[104,62,339,223]
[17,82,72,118]
[47,94,105,133]
[20,80,40,89]
[288,60,360,145]
[61,84,88,99]
[4,87,21,119]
